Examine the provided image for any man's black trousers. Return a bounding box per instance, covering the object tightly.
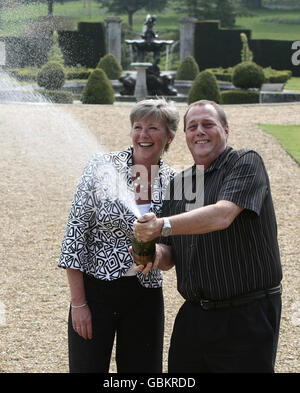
[168,294,281,373]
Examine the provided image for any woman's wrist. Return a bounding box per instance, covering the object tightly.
[71,301,88,309]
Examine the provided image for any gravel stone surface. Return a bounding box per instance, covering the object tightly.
[0,102,299,373]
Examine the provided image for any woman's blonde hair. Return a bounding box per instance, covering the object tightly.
[130,98,180,152]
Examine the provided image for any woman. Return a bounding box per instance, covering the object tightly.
[58,98,179,373]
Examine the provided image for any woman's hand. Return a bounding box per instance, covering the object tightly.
[71,304,93,340]
[66,268,92,340]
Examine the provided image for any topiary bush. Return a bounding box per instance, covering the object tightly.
[221,90,260,104]
[82,68,115,105]
[37,61,66,90]
[97,53,123,80]
[176,56,200,81]
[240,33,253,63]
[188,70,221,104]
[47,30,64,65]
[232,61,265,89]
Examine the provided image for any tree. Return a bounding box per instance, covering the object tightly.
[47,0,54,15]
[174,0,236,27]
[243,0,263,9]
[174,0,215,20]
[216,0,236,27]
[96,0,168,27]
[45,0,66,15]
[46,0,69,16]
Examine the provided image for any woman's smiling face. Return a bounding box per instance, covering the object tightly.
[131,115,172,165]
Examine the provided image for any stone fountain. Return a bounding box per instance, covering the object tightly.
[119,15,177,100]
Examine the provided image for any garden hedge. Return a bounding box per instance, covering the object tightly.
[207,66,291,84]
[221,89,260,104]
[36,89,74,104]
[193,20,300,76]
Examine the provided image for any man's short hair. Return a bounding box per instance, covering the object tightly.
[183,100,228,131]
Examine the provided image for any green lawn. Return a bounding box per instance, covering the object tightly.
[285,77,300,92]
[1,2,300,40]
[236,8,300,40]
[1,2,300,73]
[0,2,180,37]
[259,124,300,164]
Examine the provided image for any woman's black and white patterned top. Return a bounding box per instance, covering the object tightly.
[58,146,175,288]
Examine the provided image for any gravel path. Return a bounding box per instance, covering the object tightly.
[0,102,299,373]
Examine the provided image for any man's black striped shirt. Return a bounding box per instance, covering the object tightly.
[161,146,282,301]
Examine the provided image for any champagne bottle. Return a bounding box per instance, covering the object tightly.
[132,236,156,265]
[131,221,156,265]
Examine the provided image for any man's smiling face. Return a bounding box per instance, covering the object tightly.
[185,104,229,168]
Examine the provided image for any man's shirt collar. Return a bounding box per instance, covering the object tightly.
[203,145,233,173]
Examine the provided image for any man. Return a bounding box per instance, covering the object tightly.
[134,100,282,373]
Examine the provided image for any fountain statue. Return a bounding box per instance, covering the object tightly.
[119,15,177,98]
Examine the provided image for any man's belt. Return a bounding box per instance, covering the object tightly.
[192,284,282,311]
